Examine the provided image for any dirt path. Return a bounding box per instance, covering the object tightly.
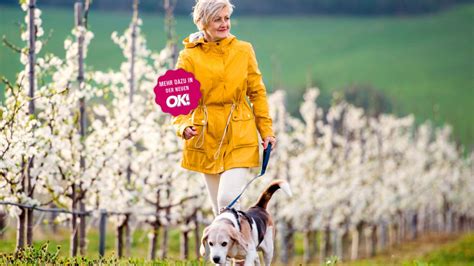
[272,232,468,265]
[341,233,465,266]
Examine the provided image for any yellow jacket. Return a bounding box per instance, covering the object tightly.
[171,32,274,174]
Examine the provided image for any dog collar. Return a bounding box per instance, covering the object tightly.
[216,209,240,231]
[225,208,241,231]
[221,208,254,234]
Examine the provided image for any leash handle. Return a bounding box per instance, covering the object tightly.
[226,143,272,209]
[260,142,272,175]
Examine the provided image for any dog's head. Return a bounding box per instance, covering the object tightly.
[200,221,248,264]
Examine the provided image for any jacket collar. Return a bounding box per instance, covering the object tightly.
[182,31,236,52]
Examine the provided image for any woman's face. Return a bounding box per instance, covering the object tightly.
[204,6,231,42]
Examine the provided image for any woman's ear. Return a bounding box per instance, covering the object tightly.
[229,226,248,252]
[200,226,210,257]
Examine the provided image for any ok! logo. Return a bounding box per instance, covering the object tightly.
[154,69,202,116]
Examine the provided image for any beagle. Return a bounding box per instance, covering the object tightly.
[200,179,292,266]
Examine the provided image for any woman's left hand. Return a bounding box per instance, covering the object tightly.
[262,136,276,150]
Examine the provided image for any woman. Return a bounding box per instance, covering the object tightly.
[172,0,276,216]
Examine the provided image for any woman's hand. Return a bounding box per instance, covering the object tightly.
[183,126,198,140]
[262,136,276,150]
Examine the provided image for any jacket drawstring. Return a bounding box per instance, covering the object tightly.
[214,103,236,160]
[193,105,208,149]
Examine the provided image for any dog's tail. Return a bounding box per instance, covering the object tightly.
[254,179,292,209]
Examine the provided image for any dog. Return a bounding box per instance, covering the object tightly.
[200,179,292,266]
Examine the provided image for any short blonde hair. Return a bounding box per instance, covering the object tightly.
[192,0,234,30]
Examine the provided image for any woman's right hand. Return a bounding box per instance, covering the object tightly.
[183,126,198,140]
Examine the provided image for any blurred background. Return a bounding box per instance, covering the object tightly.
[1,0,473,148]
[0,0,473,265]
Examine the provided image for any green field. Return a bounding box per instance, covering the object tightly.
[1,224,473,265]
[0,4,473,147]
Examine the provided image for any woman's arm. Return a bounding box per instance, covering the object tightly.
[246,43,275,140]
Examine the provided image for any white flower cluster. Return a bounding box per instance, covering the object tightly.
[2,5,209,231]
[1,5,47,215]
[243,88,473,235]
[85,19,207,229]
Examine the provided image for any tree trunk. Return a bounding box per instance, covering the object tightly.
[388,223,395,247]
[320,227,331,264]
[350,226,360,260]
[49,205,58,233]
[0,211,6,238]
[428,211,434,232]
[153,189,162,260]
[16,208,26,252]
[79,201,87,255]
[335,229,344,261]
[164,0,178,67]
[424,210,431,233]
[331,228,337,258]
[193,212,201,258]
[364,225,377,258]
[311,230,318,260]
[25,0,37,248]
[26,209,33,246]
[437,211,444,232]
[125,214,131,257]
[289,222,295,262]
[75,1,87,257]
[418,209,425,235]
[116,216,128,258]
[410,213,418,240]
[278,221,294,264]
[148,224,159,260]
[117,224,123,258]
[159,225,169,259]
[303,230,316,263]
[278,221,289,264]
[371,225,377,257]
[398,213,405,241]
[377,222,387,252]
[459,215,465,232]
[452,213,459,232]
[70,185,78,257]
[125,0,139,258]
[394,223,401,246]
[432,211,439,232]
[364,226,371,258]
[342,228,351,261]
[446,208,454,233]
[180,230,189,259]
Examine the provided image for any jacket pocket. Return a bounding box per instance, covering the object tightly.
[231,105,258,148]
[185,109,206,151]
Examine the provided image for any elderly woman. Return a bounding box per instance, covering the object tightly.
[172,0,276,216]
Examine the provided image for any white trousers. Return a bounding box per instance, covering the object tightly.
[203,167,249,216]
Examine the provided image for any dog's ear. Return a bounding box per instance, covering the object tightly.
[200,226,210,257]
[229,226,248,252]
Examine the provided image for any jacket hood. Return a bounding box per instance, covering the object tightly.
[182,31,236,49]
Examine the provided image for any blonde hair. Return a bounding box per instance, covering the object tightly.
[192,0,234,30]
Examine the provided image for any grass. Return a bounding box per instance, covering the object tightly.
[340,233,474,266]
[0,223,310,264]
[422,233,474,265]
[1,223,473,265]
[0,242,206,265]
[0,4,473,146]
[0,224,198,259]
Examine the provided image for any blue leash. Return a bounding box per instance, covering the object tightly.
[225,143,272,209]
